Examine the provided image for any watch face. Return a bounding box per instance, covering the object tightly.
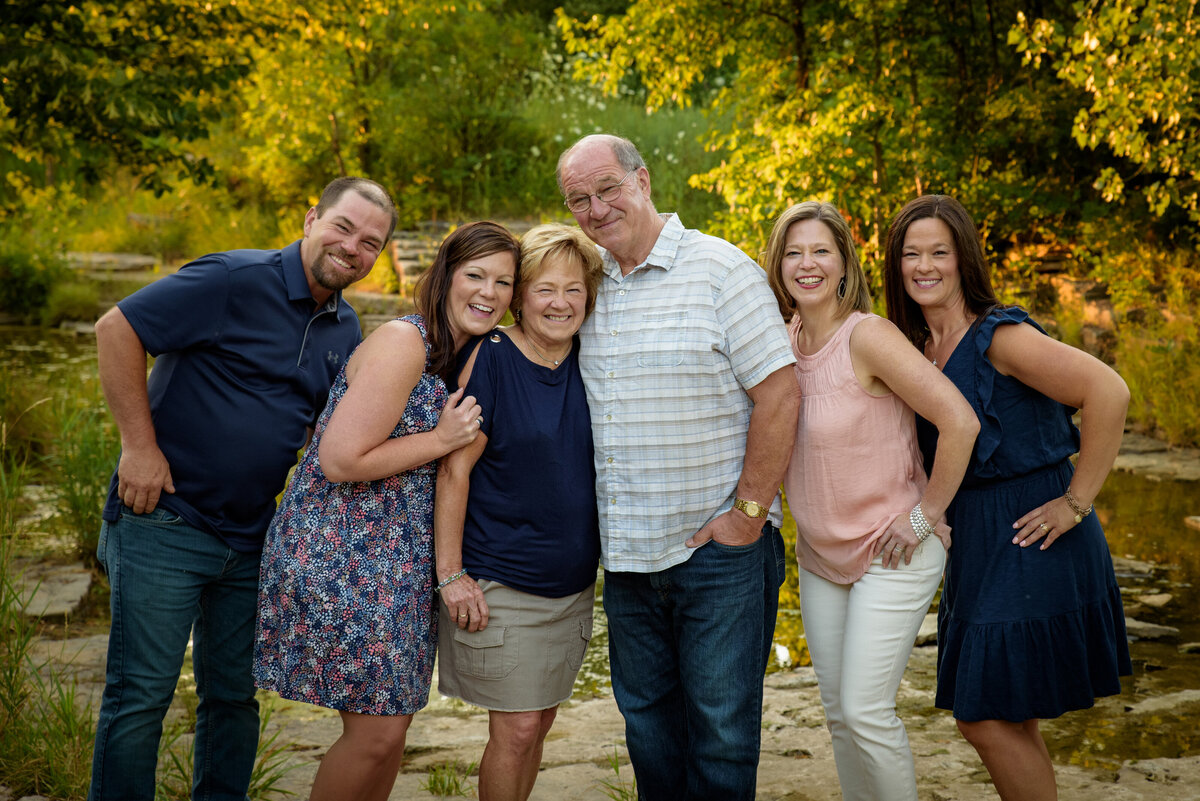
[737,499,765,517]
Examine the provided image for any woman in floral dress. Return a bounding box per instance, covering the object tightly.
[254,221,519,801]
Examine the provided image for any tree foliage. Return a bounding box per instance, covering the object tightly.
[233,0,550,221]
[0,0,277,206]
[1014,0,1200,228]
[557,0,1196,265]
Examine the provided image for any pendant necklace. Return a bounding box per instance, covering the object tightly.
[526,336,567,366]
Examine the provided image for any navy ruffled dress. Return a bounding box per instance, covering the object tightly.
[917,307,1131,722]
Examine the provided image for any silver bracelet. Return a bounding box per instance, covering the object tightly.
[910,504,935,543]
[435,569,467,593]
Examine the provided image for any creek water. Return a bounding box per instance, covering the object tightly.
[4,326,1199,771]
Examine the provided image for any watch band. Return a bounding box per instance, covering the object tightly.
[733,497,768,519]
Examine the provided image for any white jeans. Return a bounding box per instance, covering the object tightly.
[800,538,946,801]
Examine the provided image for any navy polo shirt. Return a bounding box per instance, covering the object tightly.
[101,241,363,551]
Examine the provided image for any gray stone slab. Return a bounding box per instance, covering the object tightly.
[10,560,92,618]
[1124,616,1181,640]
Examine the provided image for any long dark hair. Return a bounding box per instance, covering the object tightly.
[883,194,1003,348]
[415,221,520,382]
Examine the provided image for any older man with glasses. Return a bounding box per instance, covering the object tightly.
[555,133,800,801]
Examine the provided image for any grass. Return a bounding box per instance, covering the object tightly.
[0,460,96,800]
[155,695,299,801]
[421,758,478,797]
[0,350,299,799]
[45,397,119,567]
[595,745,636,801]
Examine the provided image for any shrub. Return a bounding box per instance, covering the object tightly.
[40,283,101,327]
[0,232,71,323]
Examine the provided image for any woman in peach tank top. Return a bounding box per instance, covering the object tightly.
[764,201,978,801]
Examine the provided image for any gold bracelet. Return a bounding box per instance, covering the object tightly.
[1063,488,1092,523]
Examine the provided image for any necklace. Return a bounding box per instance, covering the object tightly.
[928,316,974,368]
[524,335,569,366]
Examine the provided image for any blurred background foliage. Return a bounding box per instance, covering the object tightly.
[1,0,1197,444]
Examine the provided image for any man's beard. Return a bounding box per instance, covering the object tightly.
[311,249,362,292]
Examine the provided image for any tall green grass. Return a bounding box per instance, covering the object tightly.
[0,460,96,799]
[45,397,119,567]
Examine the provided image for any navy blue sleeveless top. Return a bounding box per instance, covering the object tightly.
[457,330,600,597]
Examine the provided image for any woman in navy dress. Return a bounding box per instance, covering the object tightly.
[254,222,518,801]
[882,195,1132,801]
[434,223,603,801]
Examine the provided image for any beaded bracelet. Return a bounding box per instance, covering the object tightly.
[1063,488,1093,523]
[435,569,467,593]
[910,503,935,543]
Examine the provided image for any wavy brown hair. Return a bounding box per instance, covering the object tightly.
[883,194,1003,348]
[415,221,520,382]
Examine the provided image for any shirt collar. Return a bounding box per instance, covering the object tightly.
[601,213,684,282]
[282,240,343,317]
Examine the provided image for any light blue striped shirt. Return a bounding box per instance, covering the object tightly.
[579,214,796,572]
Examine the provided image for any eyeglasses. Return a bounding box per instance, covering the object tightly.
[563,169,638,213]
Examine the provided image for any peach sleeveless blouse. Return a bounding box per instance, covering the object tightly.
[783,311,928,584]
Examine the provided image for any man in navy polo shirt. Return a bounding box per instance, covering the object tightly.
[88,177,397,801]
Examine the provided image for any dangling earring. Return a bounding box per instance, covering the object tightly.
[837,276,847,299]
[513,309,521,322]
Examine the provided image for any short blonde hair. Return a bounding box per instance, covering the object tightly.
[513,223,604,317]
[763,201,872,318]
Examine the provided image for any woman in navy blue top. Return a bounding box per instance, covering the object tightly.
[883,195,1131,801]
[434,223,603,801]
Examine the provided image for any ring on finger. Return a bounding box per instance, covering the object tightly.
[1039,523,1049,532]
[893,544,904,553]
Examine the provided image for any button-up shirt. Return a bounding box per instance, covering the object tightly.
[579,214,795,572]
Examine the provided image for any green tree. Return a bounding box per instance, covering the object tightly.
[557,0,1097,265]
[233,0,549,221]
[1013,0,1200,233]
[0,0,278,207]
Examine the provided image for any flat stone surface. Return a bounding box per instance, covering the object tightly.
[1114,451,1200,482]
[10,560,92,618]
[67,251,159,270]
[915,612,939,646]
[1113,556,1159,577]
[1124,689,1200,715]
[21,624,1200,801]
[1125,617,1181,640]
[1136,593,1173,608]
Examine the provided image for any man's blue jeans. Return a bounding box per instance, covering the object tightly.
[89,507,260,801]
[603,523,785,801]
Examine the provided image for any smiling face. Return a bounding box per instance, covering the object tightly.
[519,255,588,349]
[780,218,845,312]
[901,216,963,311]
[445,251,516,350]
[559,138,660,273]
[300,191,392,304]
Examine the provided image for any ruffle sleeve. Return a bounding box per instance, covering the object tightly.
[968,306,1078,477]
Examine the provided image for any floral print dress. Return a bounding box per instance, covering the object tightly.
[254,315,443,715]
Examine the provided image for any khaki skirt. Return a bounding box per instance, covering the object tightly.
[437,580,595,712]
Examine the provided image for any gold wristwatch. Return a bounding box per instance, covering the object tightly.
[733,498,768,519]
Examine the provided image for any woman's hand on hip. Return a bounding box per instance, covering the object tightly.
[1012,496,1077,550]
[439,574,490,631]
[876,516,921,569]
